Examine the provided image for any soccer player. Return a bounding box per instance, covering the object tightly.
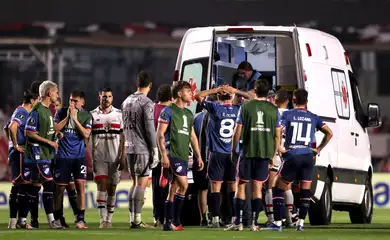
[192,108,209,226]
[195,85,253,228]
[24,80,64,229]
[263,88,333,231]
[264,90,293,224]
[227,80,281,231]
[157,81,204,231]
[91,87,126,228]
[50,96,79,227]
[152,84,172,227]
[121,71,159,228]
[7,90,39,229]
[53,90,92,229]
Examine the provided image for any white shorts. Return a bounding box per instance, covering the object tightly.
[93,160,121,185]
[270,155,282,172]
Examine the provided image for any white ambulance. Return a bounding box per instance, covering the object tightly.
[174,26,381,225]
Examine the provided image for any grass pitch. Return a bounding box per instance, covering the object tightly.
[1,208,390,240]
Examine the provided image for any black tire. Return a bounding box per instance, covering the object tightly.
[349,178,373,224]
[309,176,332,225]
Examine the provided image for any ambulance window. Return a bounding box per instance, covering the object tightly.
[331,69,350,119]
[349,71,366,129]
[233,46,246,65]
[217,43,230,62]
[181,57,209,113]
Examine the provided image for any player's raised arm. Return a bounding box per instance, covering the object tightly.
[222,85,254,100]
[190,127,203,171]
[69,105,91,139]
[194,87,220,103]
[54,107,69,131]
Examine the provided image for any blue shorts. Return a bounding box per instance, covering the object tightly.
[23,158,53,183]
[237,157,270,182]
[207,152,236,182]
[9,151,24,183]
[53,157,87,185]
[279,153,314,183]
[169,156,188,177]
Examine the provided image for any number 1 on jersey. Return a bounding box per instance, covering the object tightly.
[257,111,264,125]
[291,122,312,146]
[183,115,188,129]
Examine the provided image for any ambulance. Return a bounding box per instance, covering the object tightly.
[174,26,381,225]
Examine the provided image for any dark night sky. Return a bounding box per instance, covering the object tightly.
[0,0,389,26]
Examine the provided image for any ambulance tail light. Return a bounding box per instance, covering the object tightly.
[306,43,312,57]
[344,52,349,65]
[226,27,254,32]
[304,70,308,81]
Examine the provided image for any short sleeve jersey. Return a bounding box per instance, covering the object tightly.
[158,103,193,162]
[236,99,280,158]
[90,106,123,162]
[202,100,240,154]
[25,102,56,161]
[8,106,29,154]
[54,107,92,159]
[281,108,325,156]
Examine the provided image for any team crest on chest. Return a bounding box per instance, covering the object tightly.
[103,122,110,132]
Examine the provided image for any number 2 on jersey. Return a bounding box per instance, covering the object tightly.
[291,122,312,146]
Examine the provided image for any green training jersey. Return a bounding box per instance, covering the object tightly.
[236,100,280,158]
[25,102,55,161]
[158,103,193,161]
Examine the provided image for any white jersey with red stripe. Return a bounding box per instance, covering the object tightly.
[90,106,123,163]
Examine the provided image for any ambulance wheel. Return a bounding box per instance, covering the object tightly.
[309,176,332,225]
[349,179,373,224]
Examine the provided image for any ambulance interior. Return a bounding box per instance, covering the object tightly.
[213,33,300,94]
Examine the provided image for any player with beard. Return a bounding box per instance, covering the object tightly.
[121,71,159,228]
[91,88,126,228]
[195,85,253,228]
[53,90,92,229]
[157,81,204,231]
[24,80,64,229]
[7,90,39,229]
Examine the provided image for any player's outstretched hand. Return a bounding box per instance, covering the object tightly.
[197,158,204,171]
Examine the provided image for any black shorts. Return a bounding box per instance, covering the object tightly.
[193,159,208,191]
[23,158,53,183]
[53,157,87,185]
[237,157,270,182]
[207,152,236,183]
[279,153,314,183]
